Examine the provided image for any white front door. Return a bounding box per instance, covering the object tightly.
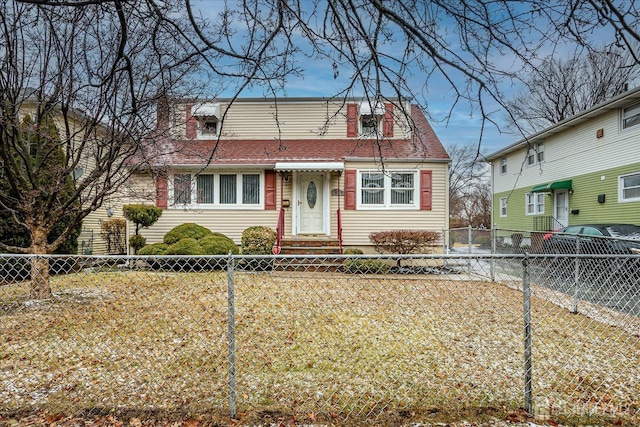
[554,190,569,228]
[298,173,325,234]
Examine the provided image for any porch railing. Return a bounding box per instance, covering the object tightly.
[274,206,285,254]
[533,216,564,232]
[337,207,343,254]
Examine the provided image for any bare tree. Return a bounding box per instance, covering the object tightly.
[6,0,640,298]
[0,1,199,298]
[505,47,640,134]
[447,143,490,227]
[16,1,640,144]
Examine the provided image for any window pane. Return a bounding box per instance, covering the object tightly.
[391,173,414,204]
[197,175,214,204]
[174,174,191,204]
[623,104,640,129]
[361,115,379,135]
[361,172,384,204]
[242,174,260,204]
[220,174,237,204]
[622,174,640,200]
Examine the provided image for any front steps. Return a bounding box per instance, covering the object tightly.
[275,238,342,272]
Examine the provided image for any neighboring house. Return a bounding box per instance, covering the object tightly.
[2,91,123,255]
[487,87,640,234]
[128,97,450,253]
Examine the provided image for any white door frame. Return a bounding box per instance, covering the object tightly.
[554,190,569,228]
[293,172,331,235]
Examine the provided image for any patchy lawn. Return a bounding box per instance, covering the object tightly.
[1,269,638,426]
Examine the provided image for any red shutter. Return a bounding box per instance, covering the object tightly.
[344,169,357,210]
[185,104,197,139]
[383,103,394,137]
[420,170,432,211]
[156,173,168,209]
[346,103,358,137]
[264,170,276,210]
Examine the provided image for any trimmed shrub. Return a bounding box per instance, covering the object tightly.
[164,223,213,245]
[138,242,168,255]
[123,204,162,233]
[241,226,276,255]
[369,230,440,255]
[200,235,239,255]
[344,248,364,255]
[129,234,147,254]
[164,238,205,255]
[343,259,389,274]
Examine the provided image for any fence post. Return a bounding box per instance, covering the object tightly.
[227,252,237,419]
[522,253,533,415]
[442,227,446,255]
[490,225,496,281]
[572,238,581,314]
[467,226,473,273]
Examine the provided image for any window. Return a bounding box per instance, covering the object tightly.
[358,170,417,208]
[360,114,382,136]
[525,193,544,215]
[500,197,507,217]
[172,172,262,208]
[173,174,192,204]
[527,143,544,166]
[198,117,218,137]
[500,158,507,175]
[620,172,640,202]
[622,103,640,129]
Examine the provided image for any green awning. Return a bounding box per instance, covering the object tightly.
[530,180,573,193]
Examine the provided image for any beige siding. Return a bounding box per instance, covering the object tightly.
[139,210,279,245]
[340,161,449,246]
[173,100,411,140]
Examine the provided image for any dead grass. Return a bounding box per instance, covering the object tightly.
[0,269,638,426]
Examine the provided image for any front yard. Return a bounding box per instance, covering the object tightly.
[1,268,638,425]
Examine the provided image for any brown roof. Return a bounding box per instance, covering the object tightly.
[141,104,449,168]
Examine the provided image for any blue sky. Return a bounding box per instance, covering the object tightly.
[190,0,612,156]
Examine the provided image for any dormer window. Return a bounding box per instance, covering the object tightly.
[199,117,218,136]
[190,102,221,138]
[346,101,395,138]
[359,101,384,137]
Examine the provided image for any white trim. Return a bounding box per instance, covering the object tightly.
[293,172,330,235]
[499,197,507,217]
[275,162,344,171]
[168,170,265,210]
[356,169,419,210]
[619,171,640,203]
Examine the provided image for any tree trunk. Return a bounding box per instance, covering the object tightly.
[29,228,52,300]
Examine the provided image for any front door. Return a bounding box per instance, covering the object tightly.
[298,173,324,234]
[554,190,569,228]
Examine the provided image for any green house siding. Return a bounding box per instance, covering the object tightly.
[493,163,640,230]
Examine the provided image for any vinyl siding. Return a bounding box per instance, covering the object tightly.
[493,162,640,230]
[172,100,411,140]
[340,161,448,246]
[127,160,449,249]
[493,109,640,194]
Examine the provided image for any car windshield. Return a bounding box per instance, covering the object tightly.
[604,225,640,240]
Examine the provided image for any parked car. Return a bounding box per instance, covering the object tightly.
[542,224,640,254]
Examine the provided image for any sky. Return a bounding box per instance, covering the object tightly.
[189,0,612,157]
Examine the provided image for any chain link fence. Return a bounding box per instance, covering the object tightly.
[1,253,638,424]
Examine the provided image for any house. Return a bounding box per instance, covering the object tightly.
[0,88,126,256]
[487,87,640,235]
[127,97,450,253]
